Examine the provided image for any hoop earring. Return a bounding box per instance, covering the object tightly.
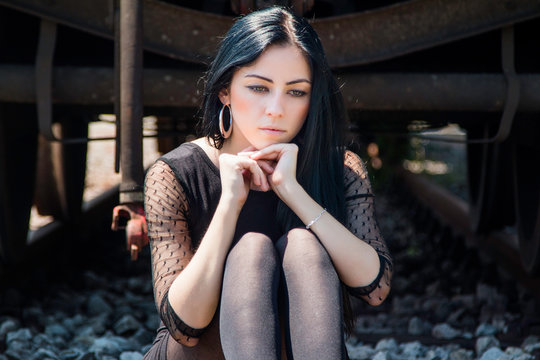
[219,104,233,139]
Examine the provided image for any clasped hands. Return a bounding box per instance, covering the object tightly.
[218,143,299,206]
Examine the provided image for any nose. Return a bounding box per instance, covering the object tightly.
[265,93,284,118]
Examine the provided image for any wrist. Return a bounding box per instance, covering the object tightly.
[274,180,303,205]
[217,193,244,215]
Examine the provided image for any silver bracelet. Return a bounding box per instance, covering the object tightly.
[305,208,327,230]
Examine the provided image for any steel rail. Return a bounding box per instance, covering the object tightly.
[400,170,540,298]
[1,0,540,67]
[2,66,540,112]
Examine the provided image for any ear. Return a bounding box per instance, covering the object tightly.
[218,88,230,106]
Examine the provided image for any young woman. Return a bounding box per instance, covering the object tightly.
[143,6,392,360]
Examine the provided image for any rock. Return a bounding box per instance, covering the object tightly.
[131,328,154,347]
[5,338,33,360]
[449,348,474,360]
[62,314,86,334]
[0,318,20,339]
[505,347,535,360]
[475,323,499,337]
[6,328,32,343]
[30,348,60,360]
[89,337,122,358]
[57,349,83,360]
[127,277,146,293]
[408,316,426,336]
[478,347,504,360]
[87,294,113,317]
[432,323,461,340]
[523,342,540,354]
[400,341,426,358]
[375,338,398,352]
[45,324,71,340]
[346,344,375,360]
[74,352,94,360]
[521,335,540,348]
[425,347,452,360]
[32,333,56,348]
[119,352,144,360]
[144,314,160,331]
[114,314,141,335]
[476,336,501,357]
[88,314,109,336]
[372,351,389,360]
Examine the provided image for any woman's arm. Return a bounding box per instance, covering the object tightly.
[146,151,269,345]
[250,145,391,305]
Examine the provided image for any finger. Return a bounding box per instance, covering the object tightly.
[237,151,257,157]
[250,143,296,160]
[257,160,275,174]
[234,157,261,186]
[250,161,269,190]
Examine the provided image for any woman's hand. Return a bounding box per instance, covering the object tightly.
[218,152,270,210]
[248,143,300,200]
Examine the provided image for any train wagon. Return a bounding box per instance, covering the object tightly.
[1,0,539,272]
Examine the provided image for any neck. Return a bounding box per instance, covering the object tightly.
[219,136,252,155]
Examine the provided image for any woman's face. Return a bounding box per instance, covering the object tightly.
[219,44,312,151]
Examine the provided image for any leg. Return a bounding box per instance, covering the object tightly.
[220,232,281,359]
[276,228,346,360]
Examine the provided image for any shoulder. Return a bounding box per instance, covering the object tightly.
[160,141,201,164]
[344,150,369,181]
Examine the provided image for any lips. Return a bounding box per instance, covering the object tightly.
[259,127,285,135]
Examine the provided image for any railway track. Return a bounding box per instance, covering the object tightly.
[400,169,540,299]
[1,174,540,359]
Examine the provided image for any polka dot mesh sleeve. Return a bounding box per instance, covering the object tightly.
[343,151,393,305]
[144,160,205,346]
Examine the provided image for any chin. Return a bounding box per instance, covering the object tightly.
[252,140,280,150]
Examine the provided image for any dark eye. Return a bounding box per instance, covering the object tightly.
[248,85,268,93]
[289,89,307,97]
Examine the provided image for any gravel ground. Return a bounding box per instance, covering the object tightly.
[4,136,540,359]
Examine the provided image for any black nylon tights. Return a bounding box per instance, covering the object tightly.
[220,229,345,360]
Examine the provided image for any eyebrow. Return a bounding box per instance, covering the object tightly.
[245,74,311,85]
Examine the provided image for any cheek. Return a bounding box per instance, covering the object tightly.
[231,90,259,119]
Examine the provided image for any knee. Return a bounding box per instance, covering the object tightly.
[227,232,277,269]
[276,228,333,272]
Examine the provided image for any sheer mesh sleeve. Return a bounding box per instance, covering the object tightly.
[144,160,206,346]
[343,151,393,305]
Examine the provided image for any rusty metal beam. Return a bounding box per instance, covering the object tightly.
[1,0,539,67]
[314,0,540,67]
[340,73,540,112]
[118,0,144,203]
[2,65,540,112]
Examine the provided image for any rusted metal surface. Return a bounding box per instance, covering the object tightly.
[111,203,149,260]
[401,169,540,294]
[0,65,201,106]
[313,0,540,67]
[35,19,57,141]
[340,73,540,112]
[2,0,540,67]
[491,26,519,144]
[118,0,144,204]
[2,65,540,112]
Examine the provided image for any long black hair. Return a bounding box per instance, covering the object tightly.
[198,7,353,331]
[200,6,346,228]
